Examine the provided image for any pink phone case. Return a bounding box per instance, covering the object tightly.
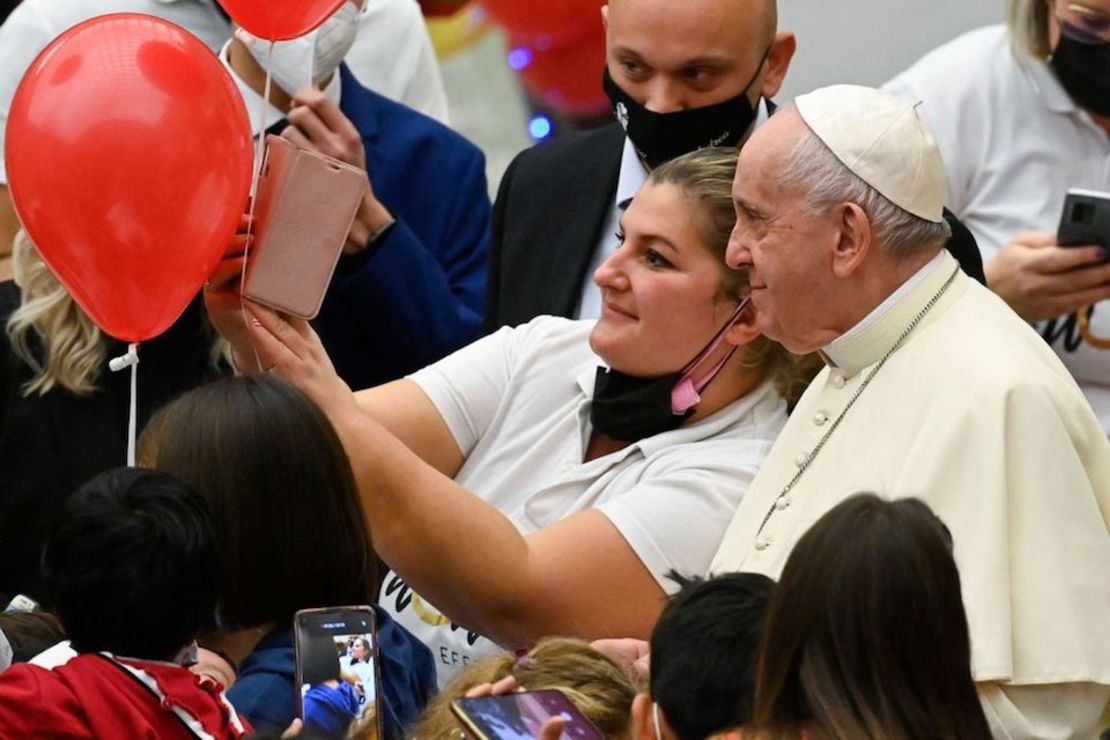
[243,135,366,319]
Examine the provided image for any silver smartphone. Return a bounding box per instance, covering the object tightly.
[1057,188,1110,249]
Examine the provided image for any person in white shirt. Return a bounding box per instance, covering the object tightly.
[339,636,375,700]
[207,147,811,685]
[0,0,448,277]
[712,84,1110,739]
[884,0,1110,435]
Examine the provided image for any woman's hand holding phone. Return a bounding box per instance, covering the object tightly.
[244,302,362,432]
[204,214,261,371]
[984,230,1110,321]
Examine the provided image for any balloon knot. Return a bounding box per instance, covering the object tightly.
[109,342,141,373]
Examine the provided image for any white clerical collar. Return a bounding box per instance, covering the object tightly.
[824,250,947,371]
[615,98,772,209]
[219,40,343,138]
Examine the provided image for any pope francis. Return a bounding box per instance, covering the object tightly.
[714,85,1110,738]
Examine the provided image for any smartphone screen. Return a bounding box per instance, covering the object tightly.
[294,606,381,740]
[451,690,603,740]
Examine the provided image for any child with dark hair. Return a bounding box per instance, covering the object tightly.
[751,494,990,739]
[0,467,249,738]
[139,374,435,737]
[631,572,775,740]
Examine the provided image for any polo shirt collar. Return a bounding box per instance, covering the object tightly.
[575,364,780,457]
[1022,52,1081,114]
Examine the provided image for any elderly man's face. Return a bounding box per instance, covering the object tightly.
[604,0,781,113]
[725,111,842,354]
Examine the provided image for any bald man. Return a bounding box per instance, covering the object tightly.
[484,0,984,332]
[485,0,795,330]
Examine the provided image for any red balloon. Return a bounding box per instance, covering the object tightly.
[480,0,605,43]
[480,0,610,117]
[216,0,347,41]
[4,14,253,342]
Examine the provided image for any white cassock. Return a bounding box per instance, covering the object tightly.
[711,251,1110,739]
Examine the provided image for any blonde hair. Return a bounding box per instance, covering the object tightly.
[649,148,821,407]
[7,229,106,396]
[5,229,226,396]
[408,638,636,739]
[1008,0,1051,59]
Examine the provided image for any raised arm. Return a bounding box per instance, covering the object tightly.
[246,304,666,648]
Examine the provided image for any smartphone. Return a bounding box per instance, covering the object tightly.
[242,135,367,319]
[1057,188,1110,249]
[450,689,604,740]
[294,606,382,740]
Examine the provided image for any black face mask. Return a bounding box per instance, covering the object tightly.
[602,51,767,170]
[590,366,690,442]
[1051,25,1110,116]
[590,299,750,442]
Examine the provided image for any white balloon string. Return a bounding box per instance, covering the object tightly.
[108,342,140,466]
[308,28,317,91]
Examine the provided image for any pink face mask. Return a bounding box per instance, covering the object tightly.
[671,297,752,414]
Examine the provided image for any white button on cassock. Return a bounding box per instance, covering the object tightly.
[794,453,808,467]
[814,411,829,426]
[830,373,846,389]
[755,534,772,551]
[775,496,791,511]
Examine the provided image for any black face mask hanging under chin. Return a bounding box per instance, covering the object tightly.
[1051,27,1110,117]
[602,47,768,170]
[590,367,691,442]
[590,298,752,442]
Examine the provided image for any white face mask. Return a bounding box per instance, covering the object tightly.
[237,1,360,96]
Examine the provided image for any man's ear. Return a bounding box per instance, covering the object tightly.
[759,31,797,100]
[631,693,655,740]
[601,4,610,32]
[830,202,872,279]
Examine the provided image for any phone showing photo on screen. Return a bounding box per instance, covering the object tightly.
[294,606,381,740]
[450,689,604,740]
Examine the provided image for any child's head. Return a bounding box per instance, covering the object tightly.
[139,374,376,631]
[636,572,775,739]
[411,637,637,738]
[42,467,221,661]
[752,494,989,738]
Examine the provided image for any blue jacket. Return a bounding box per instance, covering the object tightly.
[225,607,437,738]
[313,67,490,390]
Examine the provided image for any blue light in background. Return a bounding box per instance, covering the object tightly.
[528,115,553,140]
[507,47,533,71]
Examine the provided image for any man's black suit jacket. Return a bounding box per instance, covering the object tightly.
[486,121,984,332]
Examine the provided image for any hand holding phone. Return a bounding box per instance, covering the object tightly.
[450,689,603,740]
[294,606,381,740]
[1058,188,1110,249]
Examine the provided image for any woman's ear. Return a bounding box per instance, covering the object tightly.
[724,301,763,348]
